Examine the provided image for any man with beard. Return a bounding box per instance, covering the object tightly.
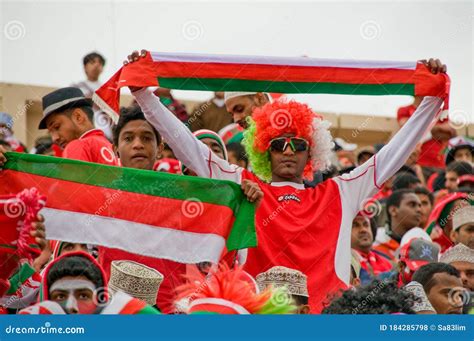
[351,213,393,284]
[440,243,474,291]
[450,206,474,249]
[224,92,271,129]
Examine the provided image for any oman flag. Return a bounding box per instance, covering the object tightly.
[0,152,256,263]
[93,51,450,121]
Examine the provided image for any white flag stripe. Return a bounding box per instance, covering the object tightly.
[151,51,416,70]
[42,207,224,264]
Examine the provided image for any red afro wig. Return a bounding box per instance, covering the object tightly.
[243,100,333,181]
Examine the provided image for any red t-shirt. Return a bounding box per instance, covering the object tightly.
[356,249,393,276]
[63,129,118,166]
[240,170,347,313]
[418,139,447,169]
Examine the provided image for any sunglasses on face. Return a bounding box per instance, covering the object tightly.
[268,137,309,152]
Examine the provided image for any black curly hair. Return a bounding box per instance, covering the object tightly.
[322,279,418,314]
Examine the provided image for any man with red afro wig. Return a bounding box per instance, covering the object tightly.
[125,51,446,313]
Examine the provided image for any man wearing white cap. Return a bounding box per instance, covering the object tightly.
[440,243,474,291]
[450,206,474,249]
[224,92,271,129]
[256,266,310,314]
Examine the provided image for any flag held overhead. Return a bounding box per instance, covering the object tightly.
[93,51,450,121]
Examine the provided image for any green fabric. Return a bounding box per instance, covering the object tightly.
[438,202,455,228]
[4,152,257,251]
[226,199,258,250]
[7,263,35,295]
[158,77,415,96]
[137,305,161,314]
[195,132,226,158]
[227,132,244,144]
[159,97,173,106]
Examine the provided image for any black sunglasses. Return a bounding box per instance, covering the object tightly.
[268,137,309,152]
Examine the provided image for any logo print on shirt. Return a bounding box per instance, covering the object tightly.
[277,194,301,203]
[100,147,116,163]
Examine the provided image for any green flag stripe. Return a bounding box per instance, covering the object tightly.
[4,152,243,211]
[157,77,415,96]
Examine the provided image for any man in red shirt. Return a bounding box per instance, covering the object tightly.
[126,52,447,312]
[38,87,118,166]
[351,213,393,284]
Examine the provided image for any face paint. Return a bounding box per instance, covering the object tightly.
[50,279,98,314]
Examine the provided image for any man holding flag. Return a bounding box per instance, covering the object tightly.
[123,50,447,312]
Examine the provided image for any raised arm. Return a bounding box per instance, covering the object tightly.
[133,88,243,183]
[335,96,443,213]
[334,59,446,214]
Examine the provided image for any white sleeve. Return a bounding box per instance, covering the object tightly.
[133,89,243,183]
[334,96,443,214]
[333,96,443,285]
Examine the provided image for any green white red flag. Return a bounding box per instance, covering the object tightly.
[0,152,256,264]
[93,51,450,121]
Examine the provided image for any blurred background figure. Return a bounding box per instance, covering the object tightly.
[73,52,106,97]
[31,136,54,156]
[226,142,248,169]
[188,92,232,133]
[0,112,27,152]
[71,51,114,141]
[154,88,189,124]
[397,98,456,178]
